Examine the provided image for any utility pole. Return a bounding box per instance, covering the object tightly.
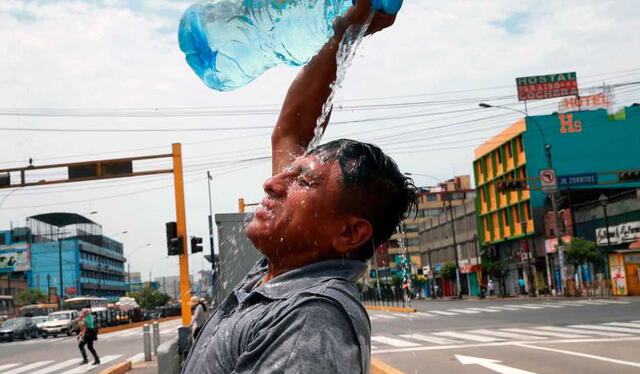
[58,236,64,308]
[546,144,567,294]
[445,186,462,299]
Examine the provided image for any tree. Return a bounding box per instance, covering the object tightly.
[130,286,171,309]
[440,263,457,280]
[14,288,47,306]
[566,237,603,280]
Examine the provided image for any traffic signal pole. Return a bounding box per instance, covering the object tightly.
[545,144,567,294]
[172,143,192,326]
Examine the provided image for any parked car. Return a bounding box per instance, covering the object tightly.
[0,317,38,341]
[30,316,48,337]
[41,311,79,338]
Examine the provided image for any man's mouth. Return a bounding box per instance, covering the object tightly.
[255,198,277,219]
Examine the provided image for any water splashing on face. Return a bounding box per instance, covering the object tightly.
[307,10,375,151]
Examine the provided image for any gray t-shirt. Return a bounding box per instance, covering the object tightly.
[181,257,371,374]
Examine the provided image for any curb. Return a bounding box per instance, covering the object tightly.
[98,316,181,335]
[365,305,416,313]
[371,357,405,374]
[99,360,131,374]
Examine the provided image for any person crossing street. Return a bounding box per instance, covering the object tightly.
[77,308,100,366]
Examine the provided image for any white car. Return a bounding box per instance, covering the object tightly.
[30,316,48,337]
[41,311,80,338]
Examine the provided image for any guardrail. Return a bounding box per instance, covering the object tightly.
[360,286,411,308]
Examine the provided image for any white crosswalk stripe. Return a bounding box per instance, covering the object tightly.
[414,312,436,317]
[485,306,522,311]
[447,309,480,314]
[469,329,546,340]
[371,336,420,347]
[603,322,640,329]
[399,333,461,345]
[432,331,503,342]
[569,324,640,334]
[428,310,458,316]
[535,326,631,337]
[61,354,122,374]
[467,307,502,313]
[0,364,21,372]
[539,303,565,308]
[4,361,53,374]
[31,359,80,374]
[501,328,585,338]
[390,313,412,318]
[511,305,543,309]
[374,314,397,319]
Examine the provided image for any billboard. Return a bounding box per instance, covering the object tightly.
[0,243,31,273]
[516,72,578,101]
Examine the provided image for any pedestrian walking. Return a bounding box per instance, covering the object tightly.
[190,296,207,339]
[77,308,100,365]
[488,279,495,296]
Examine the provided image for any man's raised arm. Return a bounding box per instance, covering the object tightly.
[271,0,396,175]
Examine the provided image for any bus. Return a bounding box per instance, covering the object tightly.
[18,303,58,317]
[63,297,108,313]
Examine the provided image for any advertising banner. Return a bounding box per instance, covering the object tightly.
[545,236,573,254]
[558,92,611,113]
[609,253,627,296]
[0,243,31,273]
[516,72,578,101]
[596,221,640,246]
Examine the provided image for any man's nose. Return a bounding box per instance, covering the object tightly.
[263,174,287,196]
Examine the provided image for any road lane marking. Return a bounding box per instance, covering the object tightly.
[399,333,461,345]
[510,305,543,309]
[486,306,522,311]
[448,309,480,314]
[414,312,435,318]
[456,354,537,374]
[467,307,502,313]
[371,336,640,354]
[373,314,397,319]
[515,343,640,368]
[433,331,503,342]
[569,324,640,334]
[428,310,458,316]
[501,328,584,338]
[468,329,546,341]
[31,359,79,374]
[537,303,565,308]
[371,336,421,347]
[390,313,413,318]
[603,322,640,329]
[4,361,53,374]
[61,355,122,374]
[535,326,630,337]
[0,364,21,371]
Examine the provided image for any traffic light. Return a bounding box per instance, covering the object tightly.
[165,222,183,256]
[618,170,640,182]
[498,180,528,192]
[191,236,203,253]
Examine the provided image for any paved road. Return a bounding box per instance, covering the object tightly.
[0,319,181,374]
[370,297,640,373]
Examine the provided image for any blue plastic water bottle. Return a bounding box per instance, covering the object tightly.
[178,0,403,91]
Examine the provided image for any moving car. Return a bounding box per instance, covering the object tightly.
[0,317,38,342]
[30,316,48,337]
[41,311,79,338]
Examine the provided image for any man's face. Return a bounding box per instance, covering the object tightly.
[245,154,347,261]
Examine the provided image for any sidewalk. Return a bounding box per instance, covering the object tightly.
[100,356,157,374]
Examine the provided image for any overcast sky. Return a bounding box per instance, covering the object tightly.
[1,0,639,278]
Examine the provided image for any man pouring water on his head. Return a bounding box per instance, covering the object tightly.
[181,1,417,373]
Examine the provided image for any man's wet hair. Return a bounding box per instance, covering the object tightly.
[308,139,419,261]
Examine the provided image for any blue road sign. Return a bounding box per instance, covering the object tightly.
[558,173,598,186]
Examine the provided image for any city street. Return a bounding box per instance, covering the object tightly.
[370,297,640,373]
[0,319,181,374]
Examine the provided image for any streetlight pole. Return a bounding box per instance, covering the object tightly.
[207,171,217,295]
[46,274,51,303]
[479,103,565,295]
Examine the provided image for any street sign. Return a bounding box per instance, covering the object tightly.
[539,169,558,193]
[558,173,598,186]
[516,72,578,101]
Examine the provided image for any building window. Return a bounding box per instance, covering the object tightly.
[506,143,512,159]
[427,194,438,201]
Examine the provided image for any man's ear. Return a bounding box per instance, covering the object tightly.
[333,216,373,254]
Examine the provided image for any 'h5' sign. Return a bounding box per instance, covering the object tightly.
[559,113,582,134]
